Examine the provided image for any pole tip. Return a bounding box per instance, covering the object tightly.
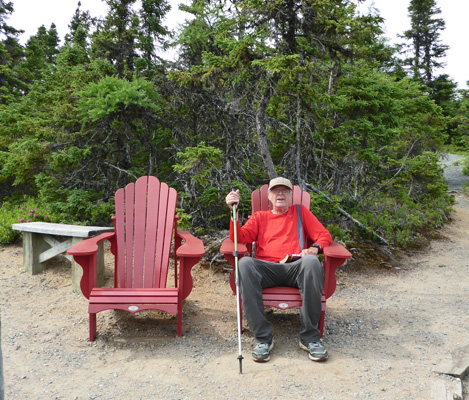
[238,355,244,374]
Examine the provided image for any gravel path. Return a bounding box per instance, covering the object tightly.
[440,153,469,208]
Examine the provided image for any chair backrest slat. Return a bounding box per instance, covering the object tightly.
[133,177,149,287]
[114,176,177,289]
[156,185,177,288]
[252,184,270,212]
[124,182,135,287]
[144,177,160,288]
[115,188,126,288]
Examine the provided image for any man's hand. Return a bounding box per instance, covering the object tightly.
[226,190,240,210]
[301,247,319,257]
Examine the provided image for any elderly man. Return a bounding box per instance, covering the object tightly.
[225,177,332,362]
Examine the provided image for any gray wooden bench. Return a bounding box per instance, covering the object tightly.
[12,222,114,293]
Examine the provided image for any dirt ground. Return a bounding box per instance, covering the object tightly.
[1,191,469,399]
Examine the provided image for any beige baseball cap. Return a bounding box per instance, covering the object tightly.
[268,177,292,191]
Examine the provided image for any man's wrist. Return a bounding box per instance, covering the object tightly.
[311,244,322,254]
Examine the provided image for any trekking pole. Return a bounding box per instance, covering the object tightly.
[232,201,244,374]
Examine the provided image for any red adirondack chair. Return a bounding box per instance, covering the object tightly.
[67,176,205,341]
[220,184,352,337]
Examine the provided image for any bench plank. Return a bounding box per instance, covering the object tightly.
[12,222,113,237]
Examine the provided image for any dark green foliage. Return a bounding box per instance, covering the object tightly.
[65,2,95,47]
[356,152,453,246]
[398,0,459,142]
[0,0,458,249]
[35,173,115,225]
[0,0,21,37]
[452,88,469,150]
[0,1,25,104]
[463,158,469,176]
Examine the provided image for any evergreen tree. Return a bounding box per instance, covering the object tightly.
[172,0,385,182]
[137,0,170,73]
[400,0,448,89]
[65,1,96,47]
[399,0,460,141]
[0,0,21,37]
[167,0,451,240]
[452,86,469,149]
[0,0,24,103]
[92,0,140,78]
[431,73,458,139]
[18,24,60,87]
[91,0,170,78]
[0,0,455,245]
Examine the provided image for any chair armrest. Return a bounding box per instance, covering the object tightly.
[175,231,205,300]
[323,241,352,299]
[67,232,116,256]
[175,230,205,258]
[67,232,116,299]
[220,238,248,256]
[323,241,352,259]
[220,238,249,294]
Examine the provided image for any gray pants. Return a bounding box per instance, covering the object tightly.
[239,255,324,344]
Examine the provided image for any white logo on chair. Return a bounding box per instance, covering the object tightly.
[279,303,289,309]
[128,306,139,311]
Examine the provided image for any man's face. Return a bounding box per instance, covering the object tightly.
[268,185,292,208]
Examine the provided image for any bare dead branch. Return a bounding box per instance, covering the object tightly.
[104,162,138,180]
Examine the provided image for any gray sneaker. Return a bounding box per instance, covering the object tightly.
[252,341,274,362]
[299,339,328,361]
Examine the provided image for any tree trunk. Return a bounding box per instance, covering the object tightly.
[295,93,302,184]
[256,74,280,179]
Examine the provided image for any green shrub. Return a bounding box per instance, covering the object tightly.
[462,157,469,176]
[326,224,350,243]
[175,207,193,231]
[0,205,22,244]
[462,182,469,194]
[310,193,342,222]
[356,192,453,248]
[39,188,114,225]
[0,198,59,244]
[35,174,114,225]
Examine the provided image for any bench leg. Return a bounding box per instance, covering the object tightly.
[22,232,49,274]
[21,232,105,293]
[71,238,105,293]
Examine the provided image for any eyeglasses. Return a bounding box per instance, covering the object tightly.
[270,188,291,194]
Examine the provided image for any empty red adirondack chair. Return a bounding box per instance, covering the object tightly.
[67,176,205,341]
[220,184,351,337]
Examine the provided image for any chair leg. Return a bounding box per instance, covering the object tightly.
[177,299,182,337]
[89,313,97,342]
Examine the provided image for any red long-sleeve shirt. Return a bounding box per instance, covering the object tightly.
[230,204,332,262]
